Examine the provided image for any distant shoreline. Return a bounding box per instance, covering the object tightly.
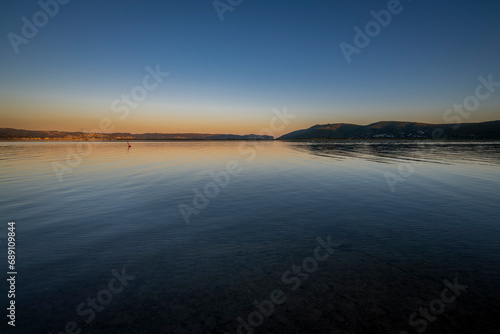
[2,120,499,141]
[2,139,499,142]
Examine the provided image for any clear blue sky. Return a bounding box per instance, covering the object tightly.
[1,0,499,134]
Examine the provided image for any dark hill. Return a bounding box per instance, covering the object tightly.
[279,121,500,140]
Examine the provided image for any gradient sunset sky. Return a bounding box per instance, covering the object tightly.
[1,0,499,135]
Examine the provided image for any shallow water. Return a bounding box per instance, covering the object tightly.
[1,141,499,333]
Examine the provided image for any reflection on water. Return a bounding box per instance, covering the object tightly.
[294,141,500,165]
[0,141,499,333]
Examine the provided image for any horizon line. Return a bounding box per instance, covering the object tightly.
[2,119,500,135]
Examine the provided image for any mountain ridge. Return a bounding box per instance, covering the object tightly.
[2,120,499,140]
[279,120,500,140]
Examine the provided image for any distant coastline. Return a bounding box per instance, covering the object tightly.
[0,129,273,141]
[1,120,500,141]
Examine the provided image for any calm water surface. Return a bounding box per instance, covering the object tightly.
[0,141,499,333]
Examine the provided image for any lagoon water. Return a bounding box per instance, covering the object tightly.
[1,141,500,333]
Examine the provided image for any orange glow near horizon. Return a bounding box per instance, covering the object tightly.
[1,97,499,137]
[0,104,302,136]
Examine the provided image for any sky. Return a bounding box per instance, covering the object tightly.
[1,0,499,136]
